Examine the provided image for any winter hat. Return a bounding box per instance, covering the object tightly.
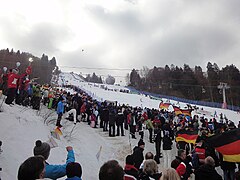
[33,140,50,160]
[66,162,82,178]
[138,139,145,147]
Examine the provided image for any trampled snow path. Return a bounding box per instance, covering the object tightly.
[0,101,171,180]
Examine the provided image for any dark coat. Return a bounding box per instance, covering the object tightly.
[116,113,124,125]
[132,146,144,169]
[162,136,172,150]
[154,128,162,142]
[101,108,109,122]
[109,112,116,125]
[195,164,222,180]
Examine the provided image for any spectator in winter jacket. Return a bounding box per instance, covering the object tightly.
[194,156,222,180]
[18,155,45,180]
[56,96,65,127]
[145,118,154,143]
[32,84,42,110]
[33,140,75,180]
[99,160,124,180]
[5,69,19,105]
[66,162,82,180]
[124,154,139,179]
[171,149,186,170]
[171,149,193,180]
[109,109,116,137]
[129,110,137,139]
[154,125,162,164]
[132,139,145,170]
[116,108,125,136]
[80,102,86,121]
[101,106,109,132]
[162,120,174,168]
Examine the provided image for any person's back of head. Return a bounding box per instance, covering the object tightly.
[145,152,154,160]
[125,155,134,165]
[99,160,124,180]
[18,156,45,180]
[138,139,145,149]
[177,149,186,160]
[66,162,82,179]
[205,156,215,167]
[161,168,180,180]
[143,159,158,176]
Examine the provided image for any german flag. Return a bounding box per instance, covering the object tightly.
[176,129,198,144]
[173,106,182,115]
[180,109,192,117]
[208,128,240,162]
[159,102,171,110]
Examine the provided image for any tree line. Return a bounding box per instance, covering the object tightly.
[0,48,57,84]
[129,63,240,107]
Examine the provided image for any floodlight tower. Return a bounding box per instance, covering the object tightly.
[218,82,230,109]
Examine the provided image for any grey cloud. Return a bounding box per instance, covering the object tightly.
[0,17,73,56]
[137,24,238,69]
[86,4,144,37]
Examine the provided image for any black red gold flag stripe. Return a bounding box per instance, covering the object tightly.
[159,102,171,110]
[173,106,182,115]
[180,109,192,117]
[208,128,240,162]
[176,129,198,144]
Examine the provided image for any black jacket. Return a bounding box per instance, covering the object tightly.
[132,146,144,169]
[101,108,109,122]
[195,164,222,180]
[109,112,116,125]
[116,113,124,125]
[162,136,172,150]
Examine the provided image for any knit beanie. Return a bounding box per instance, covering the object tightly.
[66,162,82,178]
[33,140,50,160]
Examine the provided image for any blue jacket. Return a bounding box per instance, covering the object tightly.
[66,177,82,180]
[45,150,75,180]
[57,101,64,114]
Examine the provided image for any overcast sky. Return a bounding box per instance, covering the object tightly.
[0,0,240,79]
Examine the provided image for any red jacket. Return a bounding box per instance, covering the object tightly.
[195,147,206,161]
[176,162,186,177]
[7,72,19,89]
